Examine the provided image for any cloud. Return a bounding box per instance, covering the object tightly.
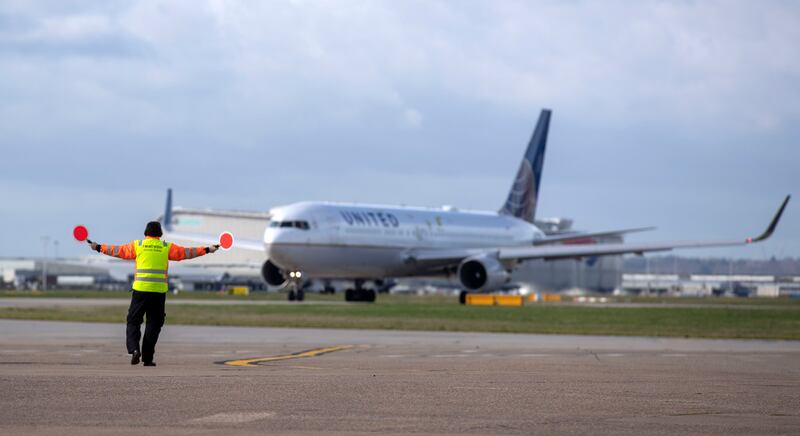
[0,8,154,59]
[403,108,423,128]
[0,0,798,258]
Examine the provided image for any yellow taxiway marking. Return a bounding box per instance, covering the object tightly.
[222,345,355,367]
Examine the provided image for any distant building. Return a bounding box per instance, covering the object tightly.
[620,273,800,297]
[0,258,118,290]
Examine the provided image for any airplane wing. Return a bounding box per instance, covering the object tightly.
[533,226,655,245]
[407,195,790,265]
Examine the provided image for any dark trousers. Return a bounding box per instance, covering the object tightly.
[126,290,166,363]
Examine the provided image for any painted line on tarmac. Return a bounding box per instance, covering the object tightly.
[220,345,355,367]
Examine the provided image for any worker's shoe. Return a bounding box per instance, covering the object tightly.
[130,350,141,365]
[143,361,156,367]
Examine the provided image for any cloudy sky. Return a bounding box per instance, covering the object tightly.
[1,0,798,259]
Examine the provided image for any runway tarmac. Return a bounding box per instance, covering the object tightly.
[1,319,798,435]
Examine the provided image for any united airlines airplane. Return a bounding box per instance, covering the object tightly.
[163,110,790,302]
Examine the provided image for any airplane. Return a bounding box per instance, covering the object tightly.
[162,109,790,303]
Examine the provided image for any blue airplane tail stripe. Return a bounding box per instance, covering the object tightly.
[499,109,551,223]
[163,188,173,231]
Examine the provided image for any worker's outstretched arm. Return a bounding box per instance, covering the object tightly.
[168,243,219,261]
[87,240,136,260]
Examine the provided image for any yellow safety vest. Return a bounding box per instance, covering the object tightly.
[133,238,172,293]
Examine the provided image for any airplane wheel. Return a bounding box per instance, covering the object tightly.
[296,289,305,302]
[288,290,296,301]
[324,286,336,294]
[459,291,469,305]
[365,289,376,303]
[345,289,354,302]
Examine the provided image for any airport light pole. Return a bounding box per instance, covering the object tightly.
[41,236,49,291]
[728,258,734,295]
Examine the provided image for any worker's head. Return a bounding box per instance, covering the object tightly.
[144,221,163,238]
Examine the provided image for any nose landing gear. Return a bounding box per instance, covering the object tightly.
[287,271,305,302]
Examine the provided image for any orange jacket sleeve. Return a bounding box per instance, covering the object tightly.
[168,243,208,261]
[100,242,136,260]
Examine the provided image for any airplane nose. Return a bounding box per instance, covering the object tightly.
[264,229,298,269]
[263,229,286,258]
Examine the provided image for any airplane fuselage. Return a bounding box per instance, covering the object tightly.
[264,201,541,278]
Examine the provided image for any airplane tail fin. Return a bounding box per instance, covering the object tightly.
[163,188,173,232]
[499,109,551,223]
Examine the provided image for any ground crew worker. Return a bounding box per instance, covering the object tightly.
[87,221,219,367]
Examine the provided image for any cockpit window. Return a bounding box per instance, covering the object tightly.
[270,220,310,230]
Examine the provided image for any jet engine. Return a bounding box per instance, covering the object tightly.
[457,255,511,291]
[261,260,287,287]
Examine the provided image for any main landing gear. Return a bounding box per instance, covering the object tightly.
[320,280,336,295]
[344,279,376,303]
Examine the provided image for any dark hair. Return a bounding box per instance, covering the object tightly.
[144,221,163,237]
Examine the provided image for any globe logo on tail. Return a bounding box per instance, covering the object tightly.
[501,160,536,222]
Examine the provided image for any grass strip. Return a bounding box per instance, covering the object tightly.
[0,302,798,340]
[2,290,799,307]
